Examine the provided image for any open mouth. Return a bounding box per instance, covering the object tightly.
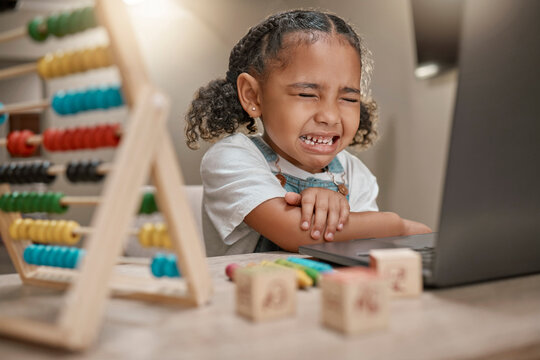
[299,135,339,146]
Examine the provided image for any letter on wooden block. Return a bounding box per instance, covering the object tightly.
[235,265,296,322]
[320,267,389,334]
[369,248,422,297]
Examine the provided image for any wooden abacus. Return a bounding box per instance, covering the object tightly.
[0,0,212,350]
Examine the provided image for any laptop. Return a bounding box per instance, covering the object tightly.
[299,0,540,287]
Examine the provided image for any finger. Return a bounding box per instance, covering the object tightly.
[300,194,316,231]
[337,199,350,231]
[284,192,302,206]
[311,200,328,240]
[324,199,340,241]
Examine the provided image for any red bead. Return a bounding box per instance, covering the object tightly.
[81,127,93,149]
[52,129,64,151]
[104,124,120,147]
[18,130,37,157]
[7,131,20,155]
[95,125,108,148]
[64,128,77,150]
[42,128,55,150]
[72,127,86,150]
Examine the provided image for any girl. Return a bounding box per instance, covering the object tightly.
[185,9,431,256]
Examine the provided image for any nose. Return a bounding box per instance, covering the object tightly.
[315,98,339,126]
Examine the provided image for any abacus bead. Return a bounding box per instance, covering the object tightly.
[52,130,64,151]
[57,11,70,37]
[139,224,153,247]
[46,14,60,36]
[37,55,53,79]
[94,87,106,109]
[41,246,53,266]
[18,130,37,157]
[21,218,33,238]
[95,46,111,68]
[0,193,8,210]
[67,9,83,34]
[6,192,18,212]
[27,17,48,42]
[81,7,96,29]
[54,220,66,243]
[63,221,80,245]
[74,249,85,268]
[74,91,86,113]
[73,128,86,150]
[9,219,22,239]
[165,254,180,277]
[52,193,68,214]
[19,192,29,213]
[48,246,61,267]
[41,161,56,184]
[65,248,79,268]
[6,131,20,156]
[23,246,34,264]
[66,161,78,183]
[59,52,73,76]
[56,247,68,267]
[0,102,8,125]
[89,159,104,182]
[35,220,47,243]
[151,254,166,277]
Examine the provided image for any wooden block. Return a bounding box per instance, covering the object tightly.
[369,248,422,297]
[235,265,296,322]
[320,267,389,334]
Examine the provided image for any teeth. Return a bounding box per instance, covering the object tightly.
[301,136,334,145]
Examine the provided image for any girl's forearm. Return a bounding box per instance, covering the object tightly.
[244,198,408,252]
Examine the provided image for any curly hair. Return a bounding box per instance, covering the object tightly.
[185,9,378,150]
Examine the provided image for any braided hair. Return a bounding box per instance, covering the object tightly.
[185,9,378,150]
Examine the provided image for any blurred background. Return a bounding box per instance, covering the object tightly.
[0,0,462,266]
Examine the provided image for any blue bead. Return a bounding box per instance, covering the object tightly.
[165,254,180,277]
[64,91,77,115]
[73,91,86,113]
[65,248,79,269]
[52,92,66,115]
[84,88,98,110]
[23,246,34,264]
[56,247,69,268]
[28,244,43,265]
[95,88,106,109]
[0,102,9,125]
[74,249,85,268]
[41,246,53,266]
[110,85,124,107]
[151,254,166,277]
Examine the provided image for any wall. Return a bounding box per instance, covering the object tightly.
[0,0,457,230]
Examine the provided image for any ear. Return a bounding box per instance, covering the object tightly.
[236,72,262,118]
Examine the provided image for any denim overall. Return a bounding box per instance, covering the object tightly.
[250,136,349,252]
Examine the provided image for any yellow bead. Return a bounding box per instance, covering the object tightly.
[59,52,73,76]
[81,48,94,71]
[46,220,58,243]
[9,219,23,239]
[21,218,33,239]
[139,223,153,247]
[96,46,112,68]
[54,220,67,243]
[35,220,48,243]
[71,50,85,73]
[63,221,81,245]
[37,55,54,78]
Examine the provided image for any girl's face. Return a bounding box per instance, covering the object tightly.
[259,35,361,174]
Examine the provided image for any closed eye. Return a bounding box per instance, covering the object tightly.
[342,98,359,103]
[298,93,317,98]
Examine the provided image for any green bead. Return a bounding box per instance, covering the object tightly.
[46,14,60,37]
[67,8,83,34]
[6,192,18,212]
[57,12,70,37]
[51,193,68,214]
[28,192,38,213]
[42,192,55,213]
[27,17,48,42]
[81,7,97,29]
[19,192,29,213]
[34,193,46,212]
[0,193,9,211]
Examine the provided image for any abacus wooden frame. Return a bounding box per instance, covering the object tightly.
[0,0,212,350]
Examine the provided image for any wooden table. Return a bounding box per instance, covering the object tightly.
[1,252,539,360]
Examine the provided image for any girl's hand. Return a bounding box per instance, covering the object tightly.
[284,189,350,241]
[403,219,432,235]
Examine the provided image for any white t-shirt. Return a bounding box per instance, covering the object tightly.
[201,133,379,256]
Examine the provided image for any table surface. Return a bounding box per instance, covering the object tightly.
[1,252,540,360]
